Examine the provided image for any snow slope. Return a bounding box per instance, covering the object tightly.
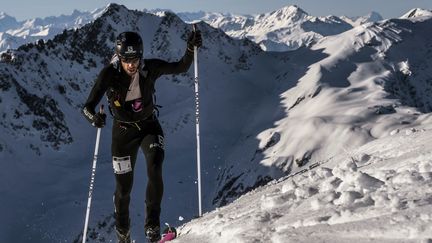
[177,124,432,242]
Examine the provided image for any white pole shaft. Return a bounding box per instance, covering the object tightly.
[194,43,202,217]
[82,127,101,243]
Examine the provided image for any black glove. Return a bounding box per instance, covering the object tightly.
[83,106,106,128]
[92,112,106,128]
[187,30,202,51]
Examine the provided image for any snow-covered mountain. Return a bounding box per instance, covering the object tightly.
[175,10,432,242]
[341,11,383,26]
[1,3,432,242]
[212,12,432,207]
[0,8,105,52]
[400,8,432,19]
[177,6,382,51]
[170,10,255,24]
[0,5,382,53]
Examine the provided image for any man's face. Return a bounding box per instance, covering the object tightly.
[120,57,140,76]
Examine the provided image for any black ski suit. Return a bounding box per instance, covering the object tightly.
[83,49,193,230]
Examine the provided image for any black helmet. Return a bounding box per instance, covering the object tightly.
[115,31,143,59]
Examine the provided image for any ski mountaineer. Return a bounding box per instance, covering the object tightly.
[82,30,202,243]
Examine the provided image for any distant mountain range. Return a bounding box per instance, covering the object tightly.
[0,5,386,52]
[176,6,382,51]
[2,5,431,54]
[0,8,105,52]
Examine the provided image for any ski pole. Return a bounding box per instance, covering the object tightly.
[193,23,202,217]
[82,106,104,243]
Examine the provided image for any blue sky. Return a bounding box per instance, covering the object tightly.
[2,0,432,20]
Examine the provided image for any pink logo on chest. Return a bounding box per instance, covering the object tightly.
[132,99,143,112]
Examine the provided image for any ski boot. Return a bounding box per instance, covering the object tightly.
[115,226,131,243]
[145,224,161,243]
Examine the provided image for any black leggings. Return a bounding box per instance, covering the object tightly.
[111,119,165,229]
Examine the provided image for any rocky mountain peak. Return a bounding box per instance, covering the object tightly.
[367,11,384,22]
[0,12,19,32]
[265,5,309,22]
[101,3,130,17]
[401,8,432,19]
